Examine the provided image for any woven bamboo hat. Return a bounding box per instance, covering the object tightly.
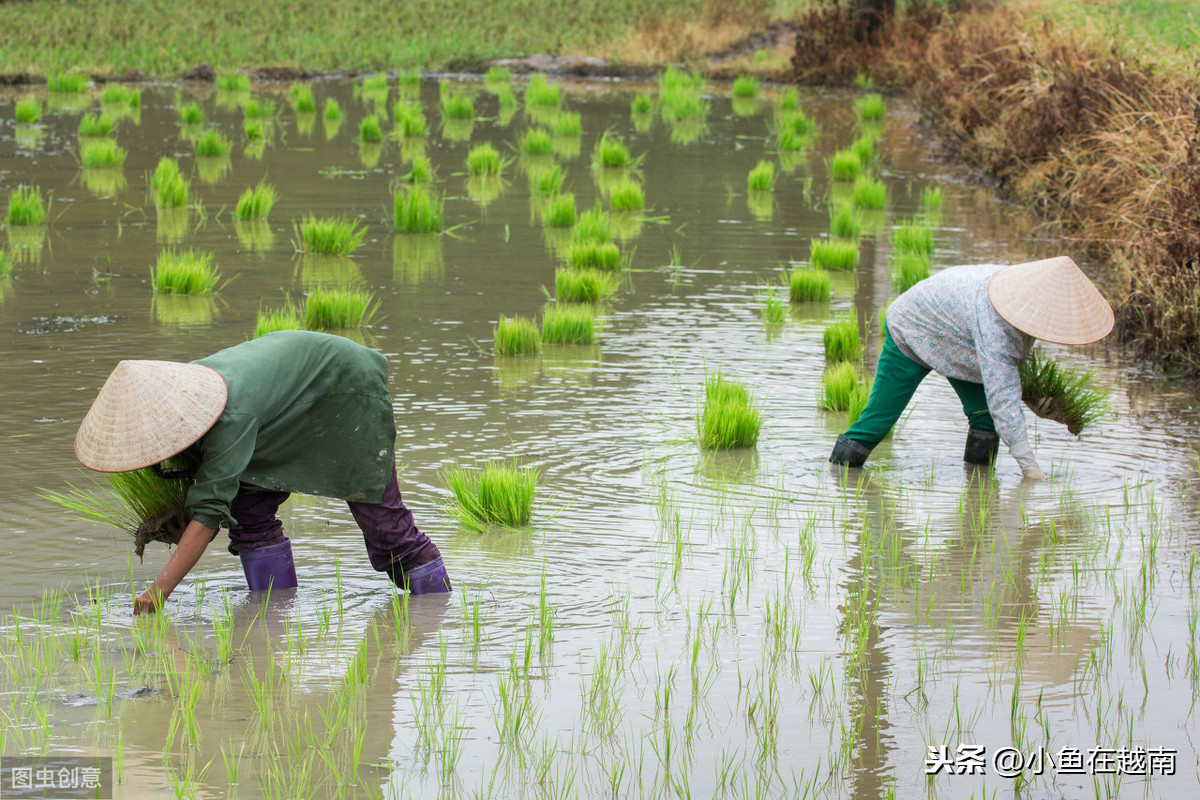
[74,361,228,472]
[988,256,1114,345]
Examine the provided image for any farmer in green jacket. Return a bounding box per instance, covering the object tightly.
[828,256,1113,477]
[74,331,451,614]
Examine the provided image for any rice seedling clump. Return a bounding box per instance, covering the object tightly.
[6,185,46,226]
[15,96,42,124]
[824,312,862,362]
[441,91,474,120]
[891,220,934,255]
[1019,348,1109,434]
[289,83,317,113]
[854,93,886,120]
[441,461,539,530]
[777,87,800,112]
[526,74,560,107]
[485,66,510,83]
[829,203,862,238]
[531,164,566,197]
[323,98,343,121]
[811,238,859,271]
[819,362,859,411]
[541,304,595,345]
[494,314,541,356]
[574,205,612,245]
[217,73,251,92]
[394,103,427,137]
[608,179,644,212]
[77,113,115,138]
[732,75,758,98]
[235,181,278,220]
[631,93,653,114]
[151,158,189,208]
[467,143,504,176]
[846,380,872,425]
[48,72,88,93]
[594,134,633,169]
[403,155,433,185]
[921,185,944,209]
[747,160,775,192]
[698,371,762,450]
[360,115,384,143]
[195,129,232,157]
[298,215,367,255]
[780,110,814,137]
[852,175,887,209]
[762,287,786,323]
[567,242,621,271]
[178,102,204,124]
[552,112,582,137]
[304,288,379,330]
[891,252,931,293]
[520,128,554,155]
[851,135,875,166]
[99,83,134,106]
[394,188,444,234]
[544,193,577,227]
[555,268,618,302]
[789,267,831,302]
[254,306,303,338]
[151,249,221,295]
[830,150,860,181]
[80,138,127,168]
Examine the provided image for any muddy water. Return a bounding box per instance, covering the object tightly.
[1,78,1198,799]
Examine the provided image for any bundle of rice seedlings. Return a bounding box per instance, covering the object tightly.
[467,143,504,177]
[891,219,934,255]
[80,138,127,168]
[289,83,317,113]
[777,87,800,112]
[531,164,566,197]
[552,112,582,137]
[297,215,367,255]
[1019,348,1109,435]
[151,249,222,295]
[747,161,775,192]
[698,371,762,450]
[891,252,931,293]
[394,103,427,137]
[323,98,344,121]
[573,205,612,245]
[608,179,644,212]
[195,129,232,158]
[541,303,595,345]
[854,93,886,120]
[761,287,786,324]
[830,150,860,182]
[15,96,42,124]
[77,113,115,138]
[7,185,47,226]
[851,175,887,209]
[544,193,576,227]
[732,75,758,98]
[360,115,384,143]
[235,181,278,220]
[594,134,633,169]
[811,238,859,271]
[303,288,378,330]
[178,102,204,125]
[845,380,873,426]
[441,460,539,530]
[48,72,89,93]
[851,134,875,166]
[554,267,619,302]
[520,128,554,156]
[921,186,944,210]
[151,159,189,208]
[789,267,831,302]
[41,466,193,557]
[402,155,433,185]
[567,242,620,271]
[631,93,654,115]
[485,66,510,83]
[819,362,859,411]
[441,91,474,120]
[824,312,862,362]
[254,305,303,337]
[525,74,560,107]
[780,110,814,137]
[829,203,862,238]
[394,188,443,234]
[494,314,541,356]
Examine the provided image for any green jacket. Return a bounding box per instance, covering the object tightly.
[186,331,396,530]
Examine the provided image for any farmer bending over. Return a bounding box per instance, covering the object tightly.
[828,256,1113,478]
[74,330,451,614]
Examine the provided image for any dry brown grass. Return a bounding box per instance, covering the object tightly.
[791,1,1200,371]
[606,0,775,65]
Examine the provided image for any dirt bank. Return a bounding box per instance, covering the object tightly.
[792,0,1200,374]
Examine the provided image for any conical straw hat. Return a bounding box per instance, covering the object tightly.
[988,256,1114,345]
[74,360,228,472]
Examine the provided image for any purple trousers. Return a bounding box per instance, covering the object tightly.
[227,469,441,582]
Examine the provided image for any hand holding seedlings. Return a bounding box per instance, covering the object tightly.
[829,256,1113,477]
[66,331,452,608]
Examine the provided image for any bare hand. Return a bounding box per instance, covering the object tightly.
[134,590,164,615]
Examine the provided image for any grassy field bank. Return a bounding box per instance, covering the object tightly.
[793,0,1200,373]
[0,0,802,80]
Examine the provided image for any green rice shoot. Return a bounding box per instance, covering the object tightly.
[631,93,653,115]
[850,134,875,166]
[178,102,204,124]
[494,314,541,356]
[403,156,433,185]
[441,92,474,120]
[48,72,89,93]
[289,83,317,113]
[441,460,539,530]
[520,128,554,155]
[1019,348,1110,435]
[151,249,221,295]
[394,188,444,234]
[77,113,115,138]
[567,242,621,271]
[531,164,566,197]
[608,179,644,212]
[15,96,42,124]
[217,73,251,92]
[810,238,859,271]
[0,248,13,278]
[298,215,367,255]
[846,380,873,426]
[789,267,831,302]
[891,252,931,293]
[819,362,860,411]
[852,175,887,209]
[485,66,511,83]
[303,288,379,330]
[594,134,633,169]
[747,160,775,192]
[891,219,934,255]
[824,312,862,362]
[360,115,383,143]
[253,305,303,337]
[761,286,786,324]
[544,193,577,227]
[194,128,232,158]
[698,371,761,450]
[235,181,278,220]
[732,75,758,98]
[829,203,862,238]
[80,138,127,168]
[777,87,800,112]
[467,143,504,176]
[394,103,427,137]
[541,304,595,345]
[573,205,612,245]
[552,112,582,137]
[830,150,860,182]
[323,98,344,121]
[151,158,189,208]
[526,74,560,107]
[854,93,886,120]
[6,185,46,226]
[922,185,944,209]
[554,267,619,302]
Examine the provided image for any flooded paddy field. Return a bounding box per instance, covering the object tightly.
[0,74,1198,799]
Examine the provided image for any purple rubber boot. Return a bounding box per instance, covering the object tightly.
[402,557,452,595]
[240,538,299,591]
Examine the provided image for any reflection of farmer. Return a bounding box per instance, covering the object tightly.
[73,331,452,614]
[829,256,1113,478]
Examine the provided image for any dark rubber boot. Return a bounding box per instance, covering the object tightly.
[829,434,873,468]
[240,538,299,591]
[963,428,1000,465]
[399,557,452,595]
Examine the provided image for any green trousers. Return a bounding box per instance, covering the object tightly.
[845,328,995,446]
